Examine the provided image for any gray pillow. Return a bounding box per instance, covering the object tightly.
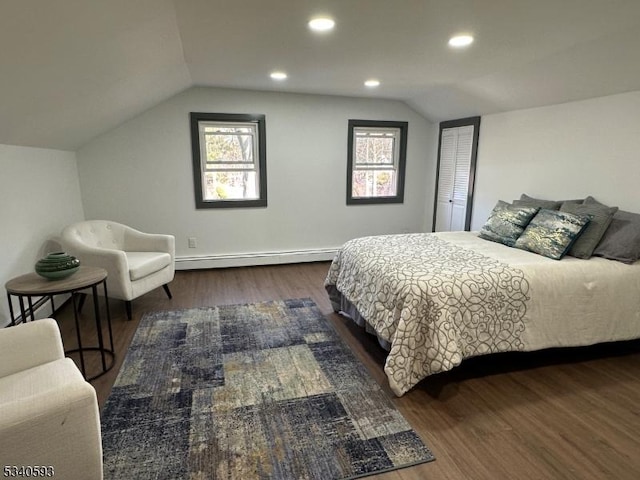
[513,194,562,211]
[515,209,590,260]
[592,209,640,264]
[560,199,584,207]
[560,202,618,259]
[583,196,612,207]
[478,200,539,247]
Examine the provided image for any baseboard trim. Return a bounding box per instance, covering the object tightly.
[175,248,338,270]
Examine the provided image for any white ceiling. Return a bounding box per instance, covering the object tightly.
[2,0,640,151]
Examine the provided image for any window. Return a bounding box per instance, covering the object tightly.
[190,112,267,208]
[347,120,408,204]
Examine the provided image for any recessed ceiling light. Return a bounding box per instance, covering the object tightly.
[448,34,474,48]
[308,17,335,32]
[270,71,288,80]
[364,79,380,88]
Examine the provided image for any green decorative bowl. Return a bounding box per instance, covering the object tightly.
[35,252,81,280]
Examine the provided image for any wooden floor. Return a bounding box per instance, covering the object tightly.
[54,262,640,480]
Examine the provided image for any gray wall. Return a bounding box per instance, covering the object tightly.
[77,87,438,268]
[0,144,85,325]
[472,90,640,229]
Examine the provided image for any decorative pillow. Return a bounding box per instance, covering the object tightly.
[560,199,584,207]
[515,209,590,260]
[478,201,539,247]
[592,209,640,264]
[559,201,618,259]
[512,194,562,211]
[583,196,606,207]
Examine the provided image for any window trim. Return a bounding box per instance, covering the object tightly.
[190,112,267,209]
[347,120,408,205]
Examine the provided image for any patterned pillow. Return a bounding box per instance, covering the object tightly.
[560,201,618,259]
[479,201,540,247]
[515,209,591,260]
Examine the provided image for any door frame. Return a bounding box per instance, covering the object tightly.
[432,116,481,232]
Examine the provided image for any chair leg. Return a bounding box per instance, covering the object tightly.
[162,284,173,299]
[125,301,132,321]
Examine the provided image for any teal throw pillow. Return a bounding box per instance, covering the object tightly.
[515,209,590,260]
[479,201,540,247]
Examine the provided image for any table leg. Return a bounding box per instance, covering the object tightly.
[103,281,114,352]
[27,297,35,322]
[7,293,16,326]
[71,292,86,377]
[92,285,107,372]
[18,296,26,324]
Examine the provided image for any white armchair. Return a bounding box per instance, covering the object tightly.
[61,220,175,319]
[0,319,103,480]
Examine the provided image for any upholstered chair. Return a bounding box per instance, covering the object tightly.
[0,319,103,480]
[61,220,175,320]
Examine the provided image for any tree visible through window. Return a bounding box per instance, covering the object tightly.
[190,113,267,208]
[347,120,408,204]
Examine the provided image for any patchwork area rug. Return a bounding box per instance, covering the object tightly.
[101,298,434,479]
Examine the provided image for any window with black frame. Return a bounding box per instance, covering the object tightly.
[347,119,408,205]
[190,112,267,208]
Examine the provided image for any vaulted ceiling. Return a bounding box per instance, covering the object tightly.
[3,0,640,151]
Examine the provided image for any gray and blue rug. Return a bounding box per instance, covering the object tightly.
[101,298,434,479]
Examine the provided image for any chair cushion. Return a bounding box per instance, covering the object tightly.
[126,252,172,281]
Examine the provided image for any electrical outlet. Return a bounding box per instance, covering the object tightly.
[188,237,197,248]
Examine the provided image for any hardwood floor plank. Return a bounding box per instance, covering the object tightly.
[49,262,640,479]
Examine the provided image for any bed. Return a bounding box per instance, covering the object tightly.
[325,231,640,396]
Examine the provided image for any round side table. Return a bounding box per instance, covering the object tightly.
[5,266,115,381]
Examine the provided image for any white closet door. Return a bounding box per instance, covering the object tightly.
[449,125,474,231]
[434,129,456,231]
[434,124,475,232]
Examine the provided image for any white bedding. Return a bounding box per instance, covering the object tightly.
[325,231,640,396]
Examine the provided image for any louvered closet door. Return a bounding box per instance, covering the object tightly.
[434,124,475,231]
[434,129,456,231]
